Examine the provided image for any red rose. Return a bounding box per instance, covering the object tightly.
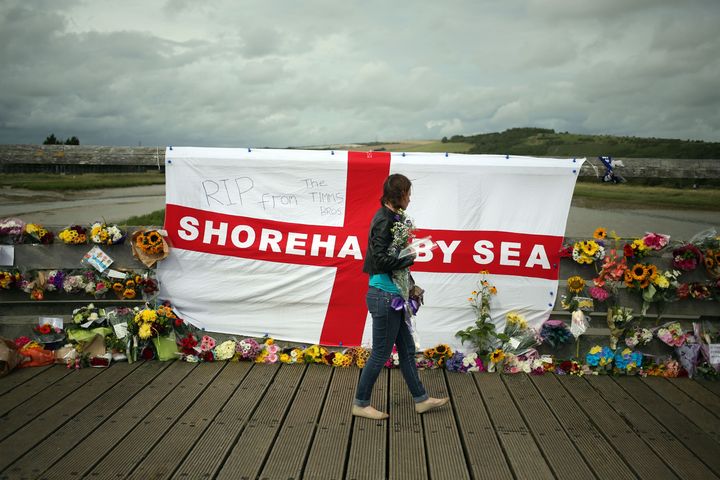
[623,244,634,258]
[174,318,183,328]
[141,346,155,360]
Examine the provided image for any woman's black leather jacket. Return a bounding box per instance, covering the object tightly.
[362,206,415,275]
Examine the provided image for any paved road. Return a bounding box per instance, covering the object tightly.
[1,185,719,240]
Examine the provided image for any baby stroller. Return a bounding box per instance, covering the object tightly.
[598,156,626,183]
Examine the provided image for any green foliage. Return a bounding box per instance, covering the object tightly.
[456,318,498,355]
[122,209,165,226]
[43,133,80,145]
[446,128,720,159]
[0,173,165,191]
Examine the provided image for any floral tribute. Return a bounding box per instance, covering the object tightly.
[58,225,88,244]
[571,239,605,265]
[25,223,54,244]
[90,222,125,245]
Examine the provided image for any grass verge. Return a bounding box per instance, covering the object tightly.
[0,173,165,190]
[123,209,165,226]
[573,182,720,211]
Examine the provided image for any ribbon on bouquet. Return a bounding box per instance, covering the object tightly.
[390,296,420,315]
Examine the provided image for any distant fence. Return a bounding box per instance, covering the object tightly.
[0,144,718,178]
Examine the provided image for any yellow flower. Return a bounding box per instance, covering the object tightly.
[265,338,275,345]
[631,264,647,281]
[279,353,291,363]
[567,276,585,293]
[123,288,136,299]
[580,240,599,256]
[631,239,647,252]
[645,264,658,281]
[133,312,143,324]
[489,286,497,295]
[593,227,607,240]
[479,270,490,275]
[506,312,528,329]
[138,323,153,339]
[490,349,505,363]
[423,347,437,358]
[141,309,157,323]
[589,345,602,355]
[653,275,669,289]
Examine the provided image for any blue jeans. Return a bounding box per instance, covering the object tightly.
[354,287,428,407]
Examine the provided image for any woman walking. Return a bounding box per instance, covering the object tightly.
[352,173,449,420]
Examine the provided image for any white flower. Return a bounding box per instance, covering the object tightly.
[214,340,236,361]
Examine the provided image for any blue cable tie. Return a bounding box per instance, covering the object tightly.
[169,146,173,150]
[402,152,405,157]
[331,150,334,155]
[505,154,509,159]
[445,152,448,157]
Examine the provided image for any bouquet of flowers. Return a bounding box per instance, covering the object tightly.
[45,270,65,292]
[303,344,330,364]
[623,238,649,260]
[90,222,125,245]
[689,229,720,278]
[19,270,46,300]
[214,340,237,361]
[625,327,653,348]
[498,311,539,355]
[607,306,633,349]
[591,248,628,303]
[32,321,66,350]
[677,282,713,300]
[572,240,605,265]
[57,225,88,244]
[279,347,306,364]
[62,271,88,294]
[0,270,21,290]
[657,322,688,347]
[671,244,703,272]
[623,263,657,290]
[25,223,54,244]
[614,348,643,374]
[487,348,505,372]
[457,271,499,354]
[566,275,586,294]
[131,229,169,267]
[387,209,416,307]
[539,320,572,348]
[72,303,107,326]
[422,344,453,368]
[585,345,615,373]
[0,217,26,244]
[384,345,400,368]
[255,338,280,364]
[237,338,262,360]
[642,232,670,251]
[127,305,173,340]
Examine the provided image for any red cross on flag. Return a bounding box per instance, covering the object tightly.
[158,147,583,349]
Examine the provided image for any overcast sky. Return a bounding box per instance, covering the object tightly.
[1,0,719,148]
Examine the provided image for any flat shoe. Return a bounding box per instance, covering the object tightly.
[415,397,449,414]
[352,405,389,420]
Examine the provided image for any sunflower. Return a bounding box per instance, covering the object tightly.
[593,227,607,240]
[112,282,124,292]
[423,347,437,358]
[580,241,599,256]
[631,264,647,281]
[624,270,634,287]
[639,277,650,289]
[567,275,586,293]
[490,349,505,363]
[123,288,136,299]
[706,256,716,269]
[125,280,136,289]
[645,264,658,281]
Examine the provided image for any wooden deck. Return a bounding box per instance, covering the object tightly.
[1,362,720,480]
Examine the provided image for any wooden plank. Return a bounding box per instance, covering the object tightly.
[259,364,333,480]
[41,361,197,480]
[446,372,512,480]
[476,373,554,479]
[613,376,720,476]
[170,363,281,479]
[215,364,306,480]
[84,361,226,479]
[303,367,359,480]
[697,380,720,397]
[388,366,427,480]
[0,364,55,396]
[0,361,140,472]
[421,369,469,480]
[127,361,253,480]
[589,375,717,479]
[0,366,104,441]
[346,368,388,480]
[2,361,170,479]
[502,374,595,480]
[670,378,720,419]
[642,377,720,443]
[530,374,635,479]
[557,375,678,479]
[0,365,73,416]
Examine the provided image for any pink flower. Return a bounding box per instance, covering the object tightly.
[265,353,278,363]
[589,286,610,302]
[642,232,670,250]
[200,335,216,351]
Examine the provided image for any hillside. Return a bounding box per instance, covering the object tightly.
[444,128,720,159]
